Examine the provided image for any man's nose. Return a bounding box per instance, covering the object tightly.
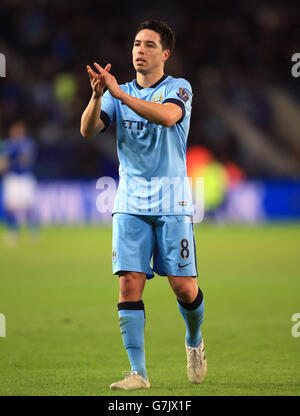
[137,45,145,54]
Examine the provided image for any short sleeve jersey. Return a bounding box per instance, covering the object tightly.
[100,74,193,215]
[2,136,36,175]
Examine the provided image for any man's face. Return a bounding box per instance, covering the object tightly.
[9,122,26,140]
[132,29,170,74]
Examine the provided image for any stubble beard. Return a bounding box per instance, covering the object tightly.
[136,68,148,75]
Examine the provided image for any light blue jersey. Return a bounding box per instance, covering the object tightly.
[100,74,193,215]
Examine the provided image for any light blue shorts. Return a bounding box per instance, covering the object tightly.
[112,213,198,279]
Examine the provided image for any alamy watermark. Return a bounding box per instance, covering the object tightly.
[291,313,300,338]
[291,53,300,78]
[0,313,6,337]
[95,174,205,223]
[0,53,6,77]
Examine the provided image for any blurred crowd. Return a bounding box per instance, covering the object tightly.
[0,0,299,179]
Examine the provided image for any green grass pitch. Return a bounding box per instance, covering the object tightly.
[0,223,299,396]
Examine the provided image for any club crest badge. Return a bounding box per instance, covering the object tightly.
[177,88,190,103]
[152,92,163,103]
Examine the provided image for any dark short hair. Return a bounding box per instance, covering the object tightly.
[136,20,175,52]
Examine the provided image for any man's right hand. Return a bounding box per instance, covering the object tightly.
[86,64,111,98]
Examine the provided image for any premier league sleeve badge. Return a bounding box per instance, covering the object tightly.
[177,88,190,103]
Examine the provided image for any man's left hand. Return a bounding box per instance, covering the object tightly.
[93,62,123,100]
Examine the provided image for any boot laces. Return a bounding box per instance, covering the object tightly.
[122,371,138,379]
[187,347,202,368]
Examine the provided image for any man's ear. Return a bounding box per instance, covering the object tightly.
[162,49,171,62]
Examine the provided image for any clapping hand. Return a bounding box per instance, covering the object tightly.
[86,63,111,98]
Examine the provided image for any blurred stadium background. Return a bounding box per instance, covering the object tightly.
[0,0,300,223]
[0,0,299,396]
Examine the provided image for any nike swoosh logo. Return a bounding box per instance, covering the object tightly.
[178,263,191,268]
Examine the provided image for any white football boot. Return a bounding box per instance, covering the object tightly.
[109,371,150,390]
[185,338,207,383]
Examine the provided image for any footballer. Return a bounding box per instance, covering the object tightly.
[0,121,37,246]
[80,20,207,390]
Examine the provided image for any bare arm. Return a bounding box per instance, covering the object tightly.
[93,62,183,127]
[80,93,105,139]
[80,64,111,139]
[119,93,182,127]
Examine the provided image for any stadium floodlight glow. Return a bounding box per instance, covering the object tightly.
[0,53,6,77]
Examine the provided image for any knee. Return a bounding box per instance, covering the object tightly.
[169,277,198,304]
[119,272,145,302]
[119,273,136,298]
[175,286,195,303]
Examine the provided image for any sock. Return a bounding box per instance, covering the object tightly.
[118,300,147,379]
[177,287,204,348]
